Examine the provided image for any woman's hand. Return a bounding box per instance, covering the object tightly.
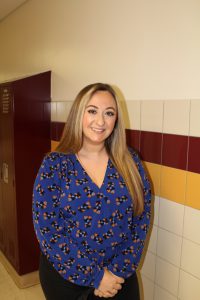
[95,269,124,298]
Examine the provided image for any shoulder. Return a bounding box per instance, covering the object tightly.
[41,152,74,171]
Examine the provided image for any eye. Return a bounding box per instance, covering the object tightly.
[105,111,115,117]
[87,109,97,114]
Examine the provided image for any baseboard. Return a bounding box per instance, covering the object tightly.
[0,251,40,288]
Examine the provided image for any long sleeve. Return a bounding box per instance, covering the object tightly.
[32,153,104,288]
[107,151,152,278]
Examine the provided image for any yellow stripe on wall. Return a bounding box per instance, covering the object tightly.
[160,165,187,205]
[145,162,200,210]
[143,161,161,196]
[186,171,200,210]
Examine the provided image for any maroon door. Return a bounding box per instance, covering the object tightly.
[0,85,19,268]
[0,71,51,275]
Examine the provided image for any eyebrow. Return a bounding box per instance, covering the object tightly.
[86,105,116,111]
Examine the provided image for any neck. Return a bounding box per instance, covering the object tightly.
[78,141,107,157]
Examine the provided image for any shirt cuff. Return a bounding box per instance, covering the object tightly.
[93,269,104,289]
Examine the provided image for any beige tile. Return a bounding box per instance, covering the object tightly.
[141,275,154,300]
[155,257,179,296]
[56,101,72,122]
[183,206,200,245]
[181,239,200,279]
[163,100,190,135]
[141,100,164,132]
[0,281,16,300]
[154,285,177,300]
[190,100,200,137]
[179,270,200,300]
[20,284,45,300]
[141,252,156,280]
[153,196,160,226]
[126,100,141,130]
[0,259,45,300]
[148,225,157,254]
[157,228,182,267]
[159,197,184,235]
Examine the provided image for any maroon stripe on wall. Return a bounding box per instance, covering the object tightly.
[188,136,200,173]
[51,121,57,141]
[140,131,162,164]
[51,122,200,174]
[126,129,140,153]
[51,122,65,141]
[162,133,189,170]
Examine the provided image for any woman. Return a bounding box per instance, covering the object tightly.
[33,83,151,299]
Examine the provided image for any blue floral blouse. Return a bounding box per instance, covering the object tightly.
[32,149,151,288]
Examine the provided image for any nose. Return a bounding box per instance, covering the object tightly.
[96,113,105,126]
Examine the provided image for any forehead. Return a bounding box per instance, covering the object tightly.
[87,91,117,108]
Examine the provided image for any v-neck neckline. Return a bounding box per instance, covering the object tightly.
[74,154,109,190]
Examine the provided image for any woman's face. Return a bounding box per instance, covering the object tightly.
[82,91,117,147]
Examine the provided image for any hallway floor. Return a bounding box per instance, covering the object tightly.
[0,259,45,300]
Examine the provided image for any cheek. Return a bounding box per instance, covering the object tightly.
[108,117,117,130]
[82,114,92,128]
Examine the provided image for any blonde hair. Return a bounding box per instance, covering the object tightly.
[56,83,144,215]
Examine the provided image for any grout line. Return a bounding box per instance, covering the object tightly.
[142,273,178,299]
[154,222,200,247]
[144,249,200,282]
[177,99,192,298]
[152,100,164,300]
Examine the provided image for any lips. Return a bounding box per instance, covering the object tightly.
[91,127,105,133]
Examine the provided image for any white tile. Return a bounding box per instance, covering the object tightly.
[141,275,154,300]
[153,196,160,226]
[183,206,200,245]
[57,101,72,122]
[157,228,182,267]
[126,100,141,130]
[181,239,200,279]
[148,225,157,254]
[190,100,200,137]
[163,100,190,135]
[179,270,200,300]
[154,285,177,300]
[141,100,164,132]
[159,198,184,236]
[155,257,179,296]
[141,252,156,281]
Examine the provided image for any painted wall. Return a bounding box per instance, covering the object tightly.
[0,0,200,100]
[0,1,200,300]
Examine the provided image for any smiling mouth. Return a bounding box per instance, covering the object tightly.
[91,127,105,133]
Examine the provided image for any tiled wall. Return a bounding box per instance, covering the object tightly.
[126,100,200,300]
[51,100,200,300]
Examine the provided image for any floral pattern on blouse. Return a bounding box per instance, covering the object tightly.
[32,149,151,288]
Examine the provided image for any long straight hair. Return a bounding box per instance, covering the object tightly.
[55,83,144,215]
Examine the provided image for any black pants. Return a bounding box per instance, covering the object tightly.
[39,254,140,300]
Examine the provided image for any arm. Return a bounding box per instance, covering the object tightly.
[107,151,152,278]
[32,153,104,288]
